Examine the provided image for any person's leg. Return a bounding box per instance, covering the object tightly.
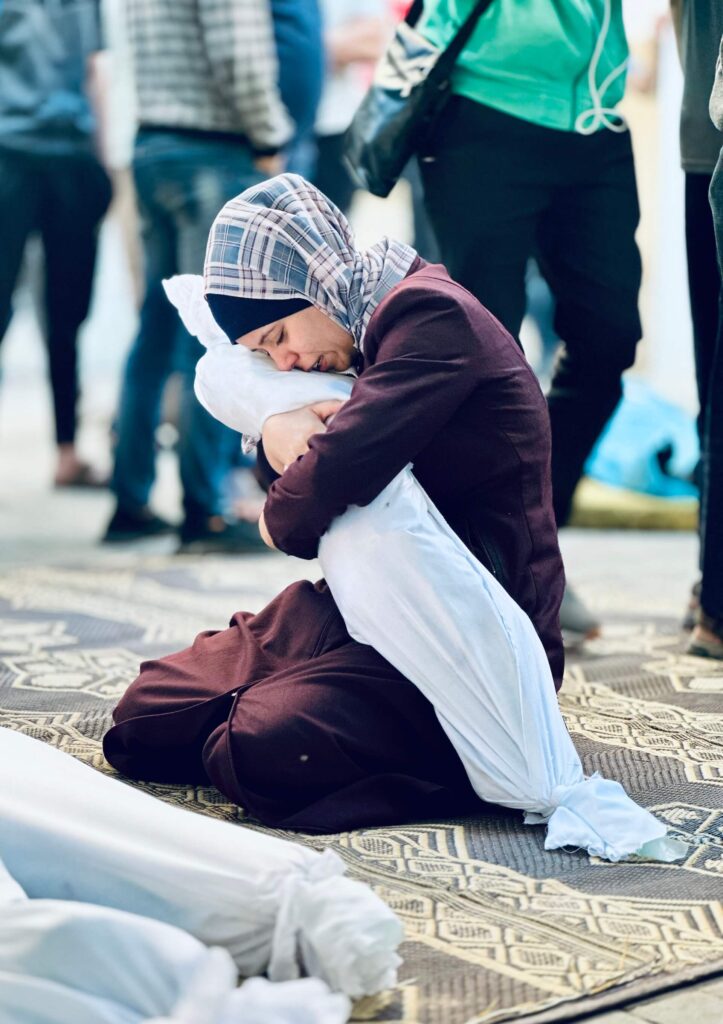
[104,579,478,830]
[204,639,479,832]
[39,152,112,480]
[422,102,603,642]
[689,149,723,656]
[172,143,267,549]
[0,150,40,357]
[103,579,341,782]
[421,98,553,337]
[106,136,180,536]
[538,128,642,528]
[685,173,720,433]
[175,165,240,530]
[698,292,723,615]
[682,172,720,625]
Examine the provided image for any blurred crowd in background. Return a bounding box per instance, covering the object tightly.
[0,0,720,637]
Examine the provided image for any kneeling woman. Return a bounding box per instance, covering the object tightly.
[104,175,565,832]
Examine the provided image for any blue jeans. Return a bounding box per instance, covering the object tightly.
[112,131,262,523]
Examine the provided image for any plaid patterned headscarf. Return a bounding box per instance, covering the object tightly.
[204,174,417,351]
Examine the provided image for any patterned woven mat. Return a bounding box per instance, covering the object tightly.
[1,557,722,1024]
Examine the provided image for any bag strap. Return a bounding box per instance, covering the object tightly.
[405,0,496,62]
[404,1,426,25]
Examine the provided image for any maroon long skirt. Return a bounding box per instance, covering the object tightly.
[103,580,481,832]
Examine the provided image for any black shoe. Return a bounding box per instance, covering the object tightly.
[687,610,723,659]
[102,504,176,543]
[177,515,270,554]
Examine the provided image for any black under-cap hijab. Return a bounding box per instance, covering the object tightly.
[205,292,311,344]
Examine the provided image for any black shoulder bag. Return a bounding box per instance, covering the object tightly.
[342,0,495,198]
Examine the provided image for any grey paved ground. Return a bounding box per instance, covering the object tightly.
[1,335,720,1022]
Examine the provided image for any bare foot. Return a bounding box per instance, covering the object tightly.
[54,445,107,488]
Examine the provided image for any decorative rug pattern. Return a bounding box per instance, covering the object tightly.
[1,558,722,1024]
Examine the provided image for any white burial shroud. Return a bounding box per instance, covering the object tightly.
[178,274,685,864]
[0,857,351,1024]
[0,728,401,1000]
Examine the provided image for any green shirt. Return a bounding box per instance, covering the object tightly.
[419,0,629,133]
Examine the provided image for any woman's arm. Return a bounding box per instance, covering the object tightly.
[263,286,486,558]
[262,401,346,474]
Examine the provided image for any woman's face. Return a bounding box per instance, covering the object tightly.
[237,306,355,373]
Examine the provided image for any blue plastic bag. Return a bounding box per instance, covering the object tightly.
[584,379,699,498]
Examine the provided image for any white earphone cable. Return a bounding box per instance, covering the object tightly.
[574,0,629,135]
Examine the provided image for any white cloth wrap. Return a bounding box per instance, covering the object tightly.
[0,729,401,998]
[215,977,350,1024]
[0,858,27,904]
[0,862,229,1023]
[147,962,351,1024]
[0,860,351,1024]
[164,274,353,450]
[174,274,683,863]
[320,472,681,862]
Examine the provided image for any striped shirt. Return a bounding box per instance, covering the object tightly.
[126,0,293,153]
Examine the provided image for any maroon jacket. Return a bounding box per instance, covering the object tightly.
[263,260,565,688]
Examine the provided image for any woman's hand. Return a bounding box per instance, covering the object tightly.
[254,153,285,177]
[261,400,345,474]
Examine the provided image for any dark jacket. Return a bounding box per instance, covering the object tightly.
[263,259,566,687]
[272,0,324,141]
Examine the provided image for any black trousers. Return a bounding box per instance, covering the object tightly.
[422,98,642,526]
[699,155,723,618]
[0,147,111,445]
[686,173,721,437]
